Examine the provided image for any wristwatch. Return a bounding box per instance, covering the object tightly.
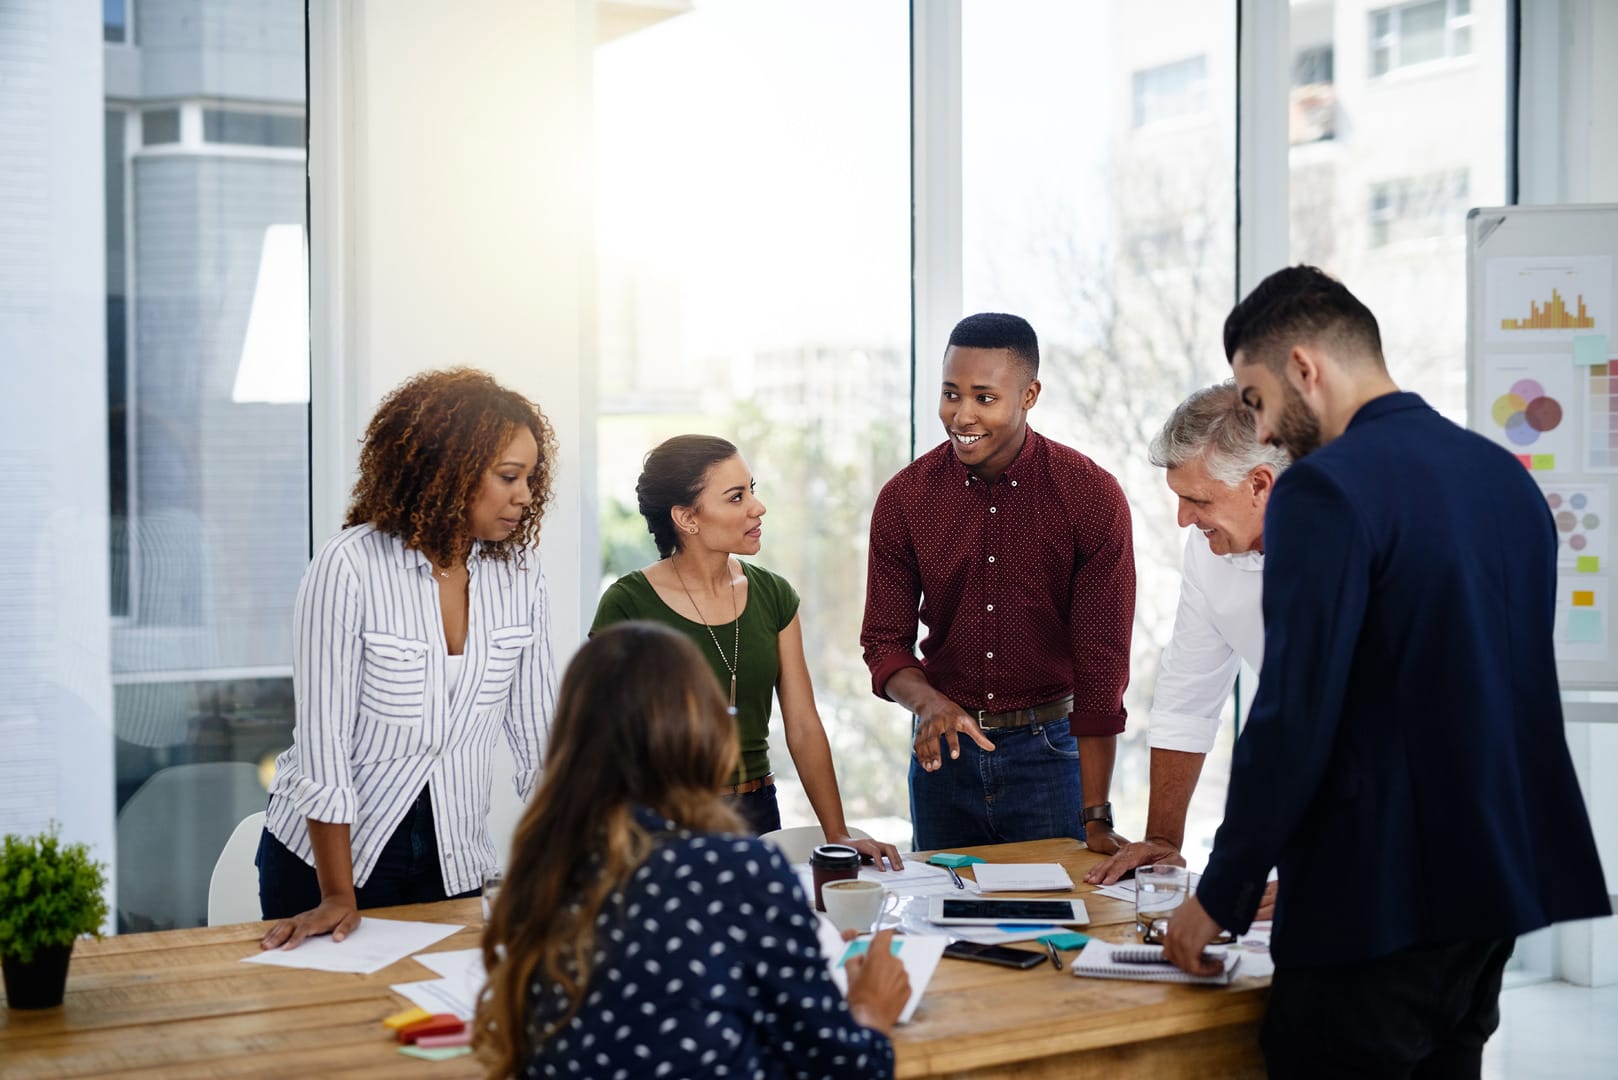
[1080,802,1114,829]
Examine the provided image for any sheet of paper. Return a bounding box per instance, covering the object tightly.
[1087,870,1202,904]
[242,917,462,976]
[814,914,947,1025]
[970,863,1075,892]
[415,948,484,982]
[390,977,478,1019]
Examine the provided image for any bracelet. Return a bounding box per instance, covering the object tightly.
[1080,802,1114,828]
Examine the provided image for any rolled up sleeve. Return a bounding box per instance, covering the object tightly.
[1148,537,1239,754]
[861,481,924,699]
[1067,471,1134,736]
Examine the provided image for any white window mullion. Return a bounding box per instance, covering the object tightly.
[910,0,962,461]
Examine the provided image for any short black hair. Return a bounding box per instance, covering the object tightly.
[948,312,1039,377]
[1223,265,1384,372]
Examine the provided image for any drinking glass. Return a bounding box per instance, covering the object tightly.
[1134,864,1188,936]
[481,872,504,923]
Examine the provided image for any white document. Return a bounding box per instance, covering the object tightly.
[814,914,947,1025]
[1088,870,1202,904]
[390,976,478,1019]
[242,917,462,976]
[415,948,484,982]
[859,862,980,897]
[970,863,1075,893]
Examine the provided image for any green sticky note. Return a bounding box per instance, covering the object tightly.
[1573,334,1609,366]
[926,852,985,868]
[1567,609,1603,644]
[399,1045,472,1061]
[1532,454,1556,471]
[838,938,903,967]
[1037,931,1090,950]
[1577,555,1601,573]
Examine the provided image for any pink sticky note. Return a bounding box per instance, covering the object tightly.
[414,1029,473,1049]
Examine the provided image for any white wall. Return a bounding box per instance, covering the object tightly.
[0,1,116,905]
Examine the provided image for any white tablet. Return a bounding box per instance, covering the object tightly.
[927,896,1090,926]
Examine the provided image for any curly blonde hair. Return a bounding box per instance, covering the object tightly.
[345,368,557,565]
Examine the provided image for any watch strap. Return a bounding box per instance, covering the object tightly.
[1080,802,1114,828]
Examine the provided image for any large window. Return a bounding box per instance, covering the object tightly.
[961,0,1239,861]
[1293,0,1506,419]
[593,0,912,836]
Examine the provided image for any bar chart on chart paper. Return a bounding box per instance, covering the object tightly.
[1590,363,1618,472]
[1486,255,1612,343]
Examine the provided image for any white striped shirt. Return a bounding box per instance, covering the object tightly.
[266,524,556,895]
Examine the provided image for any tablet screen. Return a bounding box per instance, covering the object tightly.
[939,899,1076,920]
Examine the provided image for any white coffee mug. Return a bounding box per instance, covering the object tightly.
[820,879,899,934]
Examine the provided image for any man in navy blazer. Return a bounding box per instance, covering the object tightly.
[1163,266,1610,1077]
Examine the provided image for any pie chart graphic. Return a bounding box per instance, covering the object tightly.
[1492,378,1564,446]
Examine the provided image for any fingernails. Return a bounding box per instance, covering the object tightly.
[950,750,959,759]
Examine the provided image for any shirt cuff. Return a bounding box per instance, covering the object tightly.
[1193,857,1265,937]
[288,776,358,826]
[868,653,922,700]
[1146,710,1221,753]
[1069,708,1126,737]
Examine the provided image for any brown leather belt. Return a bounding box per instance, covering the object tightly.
[722,772,775,796]
[974,694,1075,732]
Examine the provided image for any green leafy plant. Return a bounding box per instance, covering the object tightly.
[0,827,109,965]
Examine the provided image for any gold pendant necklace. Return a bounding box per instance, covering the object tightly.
[673,557,740,708]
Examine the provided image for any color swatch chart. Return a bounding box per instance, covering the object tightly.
[1589,362,1618,470]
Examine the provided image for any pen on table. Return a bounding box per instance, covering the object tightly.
[946,866,965,890]
[1045,939,1063,971]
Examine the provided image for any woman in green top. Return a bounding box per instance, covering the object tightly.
[592,435,902,867]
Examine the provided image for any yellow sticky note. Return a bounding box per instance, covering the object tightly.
[383,1007,432,1031]
[1577,556,1600,573]
[1572,591,1595,607]
[1531,454,1556,471]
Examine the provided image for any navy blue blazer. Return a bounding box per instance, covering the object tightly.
[1197,392,1610,967]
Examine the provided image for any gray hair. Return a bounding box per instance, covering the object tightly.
[1149,380,1291,486]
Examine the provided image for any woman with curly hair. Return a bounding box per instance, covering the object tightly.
[257,368,559,949]
[479,621,907,1079]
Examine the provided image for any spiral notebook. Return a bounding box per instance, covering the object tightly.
[1070,940,1240,985]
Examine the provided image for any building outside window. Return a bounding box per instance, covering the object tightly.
[1370,0,1474,76]
[1131,54,1209,128]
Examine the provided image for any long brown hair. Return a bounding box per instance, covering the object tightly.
[475,622,743,1077]
[345,367,558,566]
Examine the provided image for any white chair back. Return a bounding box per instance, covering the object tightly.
[757,824,873,865]
[207,811,268,926]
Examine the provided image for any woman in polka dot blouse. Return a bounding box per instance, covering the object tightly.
[478,622,909,1078]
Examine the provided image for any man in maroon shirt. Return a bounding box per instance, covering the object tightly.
[861,313,1135,851]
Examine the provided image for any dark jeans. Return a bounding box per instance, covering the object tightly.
[256,788,479,919]
[725,782,781,835]
[1261,937,1515,1079]
[908,717,1085,851]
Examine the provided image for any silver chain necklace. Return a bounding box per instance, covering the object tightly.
[672,557,740,708]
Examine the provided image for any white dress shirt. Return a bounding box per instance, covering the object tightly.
[266,524,556,895]
[1147,530,1265,754]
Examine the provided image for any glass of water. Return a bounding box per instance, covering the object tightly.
[481,872,504,923]
[1135,864,1188,937]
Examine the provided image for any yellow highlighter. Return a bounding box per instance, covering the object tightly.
[382,1006,432,1031]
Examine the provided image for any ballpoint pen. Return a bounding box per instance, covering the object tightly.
[1045,939,1063,971]
[946,866,965,890]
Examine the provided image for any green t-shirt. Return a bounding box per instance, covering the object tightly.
[590,561,801,785]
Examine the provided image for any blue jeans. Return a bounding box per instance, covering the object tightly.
[725,782,781,835]
[256,788,479,919]
[909,717,1085,851]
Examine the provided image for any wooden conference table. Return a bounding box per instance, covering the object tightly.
[0,838,1268,1078]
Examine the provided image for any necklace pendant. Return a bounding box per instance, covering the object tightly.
[728,674,736,708]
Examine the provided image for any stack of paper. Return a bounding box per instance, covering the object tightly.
[390,948,487,1020]
[970,863,1074,892]
[814,914,946,1024]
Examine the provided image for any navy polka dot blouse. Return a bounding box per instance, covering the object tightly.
[522,806,895,1079]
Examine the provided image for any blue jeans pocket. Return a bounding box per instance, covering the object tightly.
[1035,719,1080,759]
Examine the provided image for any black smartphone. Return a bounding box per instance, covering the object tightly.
[941,941,1045,970]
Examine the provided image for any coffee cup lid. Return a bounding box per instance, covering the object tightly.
[809,843,860,868]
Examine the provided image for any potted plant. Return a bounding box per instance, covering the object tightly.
[0,826,108,1009]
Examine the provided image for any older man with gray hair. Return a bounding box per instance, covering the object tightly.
[1086,380,1289,886]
